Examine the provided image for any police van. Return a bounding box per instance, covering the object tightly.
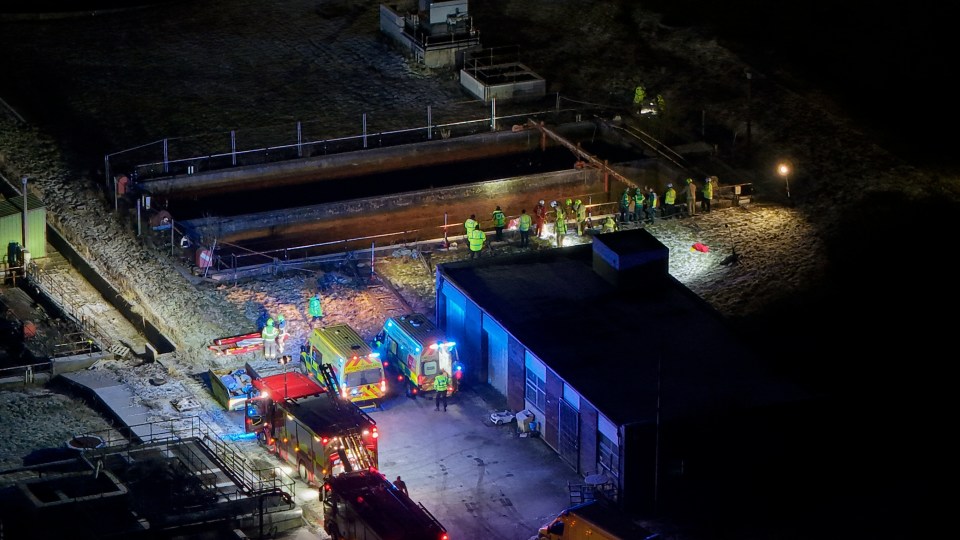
[375,313,462,397]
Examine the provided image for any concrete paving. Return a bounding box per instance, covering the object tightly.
[370,385,581,540]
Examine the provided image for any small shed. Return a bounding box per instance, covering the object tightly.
[0,193,47,262]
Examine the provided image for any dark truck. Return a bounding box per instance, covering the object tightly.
[322,468,448,540]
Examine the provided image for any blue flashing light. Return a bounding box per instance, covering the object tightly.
[370,352,380,358]
[415,346,421,353]
[387,321,393,327]
[223,432,257,442]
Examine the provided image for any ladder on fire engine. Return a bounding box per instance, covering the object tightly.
[341,427,376,472]
[317,362,377,472]
[317,362,342,400]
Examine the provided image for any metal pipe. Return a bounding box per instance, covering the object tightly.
[21,176,28,251]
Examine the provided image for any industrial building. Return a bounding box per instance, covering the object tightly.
[434,228,812,514]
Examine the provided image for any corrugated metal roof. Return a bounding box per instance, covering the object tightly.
[0,194,46,217]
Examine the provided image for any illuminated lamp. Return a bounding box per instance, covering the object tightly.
[429,343,439,350]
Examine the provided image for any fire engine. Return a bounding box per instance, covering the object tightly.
[322,468,449,540]
[306,324,387,408]
[375,313,462,397]
[245,362,379,486]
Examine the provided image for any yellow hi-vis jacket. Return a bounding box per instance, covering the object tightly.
[468,228,486,251]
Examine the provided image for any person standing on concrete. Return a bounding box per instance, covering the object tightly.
[702,176,715,213]
[572,199,587,236]
[518,209,533,247]
[632,188,646,223]
[434,370,450,411]
[684,177,697,217]
[663,183,677,219]
[468,226,486,259]
[394,476,409,496]
[534,200,547,238]
[492,206,506,241]
[308,293,324,323]
[261,318,279,360]
[619,188,631,223]
[552,201,567,248]
[645,187,659,224]
[464,214,478,239]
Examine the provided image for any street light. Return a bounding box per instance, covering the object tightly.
[777,162,791,201]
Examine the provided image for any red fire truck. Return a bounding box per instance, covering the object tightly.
[322,468,449,540]
[245,363,379,486]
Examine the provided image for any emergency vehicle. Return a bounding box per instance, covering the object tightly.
[375,313,462,397]
[306,324,386,408]
[322,468,448,540]
[537,499,657,540]
[245,363,379,486]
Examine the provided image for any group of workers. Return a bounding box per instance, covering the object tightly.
[462,176,717,255]
[617,176,716,225]
[260,292,325,360]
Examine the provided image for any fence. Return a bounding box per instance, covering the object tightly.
[25,261,111,356]
[79,415,297,499]
[103,96,611,187]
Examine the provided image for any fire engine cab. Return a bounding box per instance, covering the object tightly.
[245,363,379,486]
[375,313,462,397]
[322,468,449,540]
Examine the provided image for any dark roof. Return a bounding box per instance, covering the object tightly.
[437,229,806,427]
[326,469,446,539]
[284,393,375,435]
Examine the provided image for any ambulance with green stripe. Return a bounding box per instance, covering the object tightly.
[304,324,386,408]
[375,313,462,397]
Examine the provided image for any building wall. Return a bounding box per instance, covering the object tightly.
[543,369,563,451]
[578,401,599,476]
[506,334,525,411]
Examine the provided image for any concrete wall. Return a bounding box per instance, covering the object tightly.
[187,168,604,241]
[144,126,544,196]
[460,66,546,103]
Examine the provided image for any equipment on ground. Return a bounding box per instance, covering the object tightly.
[244,362,379,486]
[306,324,387,408]
[207,330,263,356]
[322,468,448,540]
[375,314,462,397]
